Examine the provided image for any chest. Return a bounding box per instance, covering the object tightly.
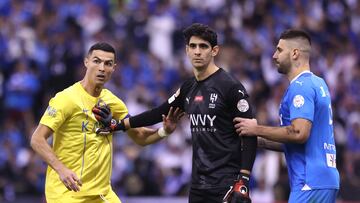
[183,83,227,116]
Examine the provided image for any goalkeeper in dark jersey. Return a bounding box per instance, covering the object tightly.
[93,23,257,203]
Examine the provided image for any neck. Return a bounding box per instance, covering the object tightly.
[287,62,310,82]
[193,64,219,81]
[80,78,102,97]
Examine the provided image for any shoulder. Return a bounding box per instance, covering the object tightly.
[287,75,317,103]
[181,77,196,90]
[101,88,126,106]
[51,84,77,104]
[217,69,248,95]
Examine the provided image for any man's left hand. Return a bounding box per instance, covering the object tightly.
[223,173,251,203]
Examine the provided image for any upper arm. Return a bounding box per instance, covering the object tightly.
[228,83,253,119]
[31,124,54,145]
[40,93,72,132]
[289,82,315,123]
[291,118,312,143]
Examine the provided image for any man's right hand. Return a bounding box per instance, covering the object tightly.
[57,166,82,192]
[92,105,125,134]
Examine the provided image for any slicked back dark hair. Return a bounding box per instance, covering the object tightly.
[88,42,116,60]
[183,23,218,48]
[279,29,311,45]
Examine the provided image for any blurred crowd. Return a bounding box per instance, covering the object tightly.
[0,0,359,202]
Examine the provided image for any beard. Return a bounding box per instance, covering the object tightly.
[276,57,291,74]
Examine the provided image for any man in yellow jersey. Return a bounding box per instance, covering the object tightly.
[30,42,183,203]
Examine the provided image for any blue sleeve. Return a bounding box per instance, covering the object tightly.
[288,82,315,122]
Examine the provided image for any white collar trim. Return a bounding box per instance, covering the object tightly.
[290,70,312,83]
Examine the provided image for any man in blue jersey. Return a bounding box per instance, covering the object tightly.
[234,29,340,202]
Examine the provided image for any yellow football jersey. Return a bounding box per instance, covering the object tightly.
[40,82,128,199]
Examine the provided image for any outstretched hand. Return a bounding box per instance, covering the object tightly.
[162,107,185,135]
[233,118,258,136]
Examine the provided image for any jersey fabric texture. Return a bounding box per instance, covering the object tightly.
[46,189,121,203]
[289,189,338,203]
[279,71,340,193]
[171,68,256,189]
[40,82,128,199]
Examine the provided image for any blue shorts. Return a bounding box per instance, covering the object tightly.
[289,189,338,203]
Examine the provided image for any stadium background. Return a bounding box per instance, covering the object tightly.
[0,0,359,202]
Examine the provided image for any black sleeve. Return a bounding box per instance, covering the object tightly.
[129,88,184,128]
[228,84,257,171]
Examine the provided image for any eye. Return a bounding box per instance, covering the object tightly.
[105,61,113,67]
[93,59,101,64]
[199,44,209,49]
[189,44,196,48]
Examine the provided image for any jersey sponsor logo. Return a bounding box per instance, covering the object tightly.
[293,95,305,108]
[189,113,217,133]
[82,121,89,132]
[295,81,303,86]
[237,99,249,112]
[324,143,336,152]
[326,153,336,168]
[46,106,57,117]
[168,88,180,104]
[194,95,203,102]
[189,114,216,127]
[209,93,217,109]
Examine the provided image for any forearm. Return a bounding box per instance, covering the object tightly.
[254,124,304,143]
[258,137,283,152]
[128,101,171,128]
[240,136,257,172]
[127,127,165,146]
[30,136,64,173]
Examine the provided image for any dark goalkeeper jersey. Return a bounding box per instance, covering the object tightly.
[129,68,257,189]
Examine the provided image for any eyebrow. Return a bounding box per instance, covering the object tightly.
[189,42,210,47]
[93,56,114,63]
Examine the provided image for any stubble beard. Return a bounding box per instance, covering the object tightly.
[276,59,291,75]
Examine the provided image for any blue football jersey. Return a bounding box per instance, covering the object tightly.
[279,71,340,191]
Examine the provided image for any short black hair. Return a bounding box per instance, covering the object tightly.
[279,29,311,45]
[88,42,116,59]
[183,23,218,47]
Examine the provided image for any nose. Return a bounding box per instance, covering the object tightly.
[98,62,105,71]
[272,52,277,61]
[194,47,201,56]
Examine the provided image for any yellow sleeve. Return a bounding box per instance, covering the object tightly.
[40,92,73,132]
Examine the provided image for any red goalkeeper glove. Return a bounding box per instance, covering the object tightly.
[223,173,251,203]
[92,105,125,134]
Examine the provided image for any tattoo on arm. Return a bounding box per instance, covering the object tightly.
[286,125,300,136]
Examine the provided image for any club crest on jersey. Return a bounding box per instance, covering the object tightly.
[293,95,305,108]
[237,99,249,112]
[209,93,217,109]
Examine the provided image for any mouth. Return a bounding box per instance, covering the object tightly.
[96,74,106,81]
